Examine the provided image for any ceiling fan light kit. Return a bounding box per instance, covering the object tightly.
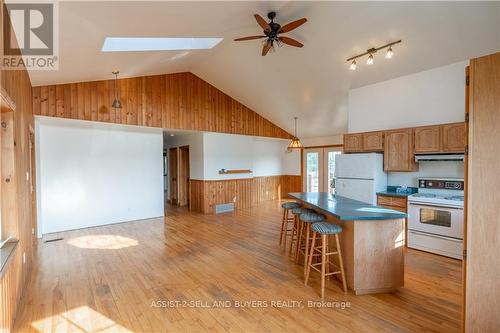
[347,40,401,70]
[234,12,307,56]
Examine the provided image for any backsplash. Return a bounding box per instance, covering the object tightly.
[388,161,464,187]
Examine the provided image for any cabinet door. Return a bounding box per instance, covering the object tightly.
[384,128,417,172]
[343,133,363,153]
[414,125,441,153]
[362,131,384,151]
[442,123,466,152]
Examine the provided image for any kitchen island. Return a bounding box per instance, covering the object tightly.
[289,192,407,295]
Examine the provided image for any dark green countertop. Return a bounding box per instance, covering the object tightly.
[288,192,407,221]
[376,191,413,197]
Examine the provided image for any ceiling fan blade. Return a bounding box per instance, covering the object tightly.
[262,41,272,56]
[278,36,304,48]
[234,35,266,41]
[279,18,307,33]
[254,14,271,33]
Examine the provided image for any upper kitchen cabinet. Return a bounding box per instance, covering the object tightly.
[384,128,418,172]
[343,133,363,152]
[442,122,466,152]
[414,125,441,153]
[362,131,384,151]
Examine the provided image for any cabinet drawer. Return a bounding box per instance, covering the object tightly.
[377,195,407,210]
[377,196,393,206]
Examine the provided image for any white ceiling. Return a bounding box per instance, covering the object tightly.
[28,1,500,138]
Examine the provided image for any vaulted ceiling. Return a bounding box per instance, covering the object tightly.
[28,1,500,138]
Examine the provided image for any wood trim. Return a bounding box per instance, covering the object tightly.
[0,244,21,332]
[462,65,469,333]
[189,175,301,214]
[1,87,16,113]
[303,144,343,149]
[32,72,293,139]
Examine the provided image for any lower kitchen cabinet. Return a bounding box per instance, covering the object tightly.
[377,194,408,246]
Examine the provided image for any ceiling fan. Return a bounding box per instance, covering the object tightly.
[234,12,307,56]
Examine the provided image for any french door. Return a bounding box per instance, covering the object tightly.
[303,147,342,193]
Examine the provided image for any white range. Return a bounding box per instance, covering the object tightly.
[407,178,464,260]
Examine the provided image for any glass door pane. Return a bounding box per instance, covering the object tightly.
[324,149,342,194]
[303,149,323,192]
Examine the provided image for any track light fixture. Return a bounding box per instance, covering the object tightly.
[347,40,401,70]
[349,59,357,70]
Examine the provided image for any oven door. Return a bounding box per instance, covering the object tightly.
[408,202,463,239]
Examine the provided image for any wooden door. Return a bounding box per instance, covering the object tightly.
[442,123,466,152]
[168,148,178,205]
[384,128,417,172]
[343,133,363,153]
[362,131,384,152]
[466,52,500,332]
[414,125,441,153]
[178,146,190,207]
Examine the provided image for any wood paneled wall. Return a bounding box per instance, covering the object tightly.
[466,52,500,332]
[189,175,301,214]
[0,247,21,332]
[32,72,292,139]
[0,0,37,328]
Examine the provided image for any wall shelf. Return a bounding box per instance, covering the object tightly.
[218,169,252,175]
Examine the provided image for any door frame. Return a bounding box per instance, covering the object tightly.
[301,144,343,192]
[168,147,178,205]
[178,145,190,207]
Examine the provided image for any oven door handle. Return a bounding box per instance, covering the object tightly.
[408,202,464,210]
[408,229,463,242]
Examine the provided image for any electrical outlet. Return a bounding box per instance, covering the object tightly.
[233,196,236,202]
[23,252,26,264]
[32,228,35,235]
[26,172,30,181]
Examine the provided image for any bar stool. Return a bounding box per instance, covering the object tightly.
[280,202,302,248]
[289,207,314,256]
[295,212,326,274]
[305,222,347,299]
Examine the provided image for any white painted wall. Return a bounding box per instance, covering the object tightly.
[348,61,467,133]
[35,117,164,236]
[164,132,204,180]
[163,132,300,181]
[388,161,464,187]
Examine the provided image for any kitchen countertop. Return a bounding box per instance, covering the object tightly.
[288,192,407,221]
[376,186,418,197]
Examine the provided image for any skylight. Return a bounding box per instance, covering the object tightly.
[101,37,223,52]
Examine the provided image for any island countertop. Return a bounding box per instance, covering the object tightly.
[288,192,407,221]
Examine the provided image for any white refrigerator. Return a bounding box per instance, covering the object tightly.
[334,153,387,205]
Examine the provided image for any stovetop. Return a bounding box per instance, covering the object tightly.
[408,192,464,207]
[410,193,464,201]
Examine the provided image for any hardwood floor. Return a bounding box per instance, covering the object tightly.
[14,201,462,332]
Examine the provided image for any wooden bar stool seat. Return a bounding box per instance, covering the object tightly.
[280,202,302,249]
[295,212,326,274]
[305,222,347,299]
[288,207,314,256]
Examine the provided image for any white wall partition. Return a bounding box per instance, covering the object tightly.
[35,117,164,236]
[348,61,467,133]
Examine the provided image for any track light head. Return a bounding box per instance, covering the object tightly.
[385,47,393,59]
[349,60,357,70]
[366,54,374,65]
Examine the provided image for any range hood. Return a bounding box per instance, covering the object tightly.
[415,153,464,162]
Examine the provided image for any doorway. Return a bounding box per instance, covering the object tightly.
[168,146,190,207]
[302,147,342,193]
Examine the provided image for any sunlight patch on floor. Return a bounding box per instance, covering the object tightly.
[31,306,132,332]
[67,235,138,249]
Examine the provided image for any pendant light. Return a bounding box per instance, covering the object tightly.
[112,71,122,109]
[287,117,304,149]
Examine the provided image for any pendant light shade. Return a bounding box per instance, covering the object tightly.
[112,71,122,109]
[287,117,304,149]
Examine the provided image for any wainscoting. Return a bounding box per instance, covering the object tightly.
[189,175,301,214]
[32,72,292,139]
[0,245,22,332]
